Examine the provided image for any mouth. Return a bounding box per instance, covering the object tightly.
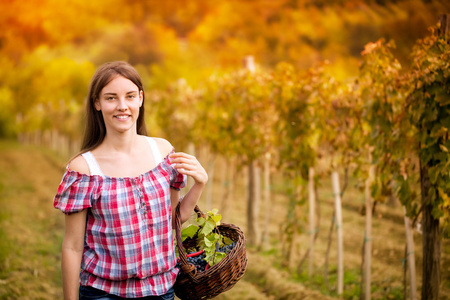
[114,115,131,120]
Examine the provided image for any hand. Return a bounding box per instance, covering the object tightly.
[169,152,208,185]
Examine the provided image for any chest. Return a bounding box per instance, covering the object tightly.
[99,155,156,178]
[90,172,172,225]
[88,136,163,178]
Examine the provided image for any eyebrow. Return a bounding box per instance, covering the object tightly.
[102,91,138,96]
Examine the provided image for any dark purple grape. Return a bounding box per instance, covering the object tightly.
[176,241,236,274]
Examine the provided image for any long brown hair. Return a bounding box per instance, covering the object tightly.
[81,61,147,153]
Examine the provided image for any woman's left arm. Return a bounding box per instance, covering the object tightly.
[169,152,208,226]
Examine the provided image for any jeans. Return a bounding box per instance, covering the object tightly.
[79,286,175,300]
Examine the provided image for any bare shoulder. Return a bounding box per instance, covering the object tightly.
[152,137,174,157]
[68,155,90,175]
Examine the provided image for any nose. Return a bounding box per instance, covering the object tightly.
[117,97,128,111]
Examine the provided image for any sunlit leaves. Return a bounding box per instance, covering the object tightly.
[356,32,450,237]
[148,78,201,149]
[406,30,450,231]
[359,38,408,204]
[3,47,95,138]
[195,68,276,162]
[272,62,315,177]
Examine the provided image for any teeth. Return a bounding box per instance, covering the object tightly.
[116,115,129,119]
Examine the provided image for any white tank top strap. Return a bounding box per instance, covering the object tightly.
[81,152,104,176]
[146,137,163,165]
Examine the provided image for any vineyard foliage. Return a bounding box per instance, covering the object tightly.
[1,1,449,236]
[406,31,450,237]
[148,31,450,238]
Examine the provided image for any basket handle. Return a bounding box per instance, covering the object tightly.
[174,202,205,280]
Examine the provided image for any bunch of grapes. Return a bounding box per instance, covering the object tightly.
[216,241,236,254]
[176,249,207,273]
[187,254,208,272]
[176,242,237,274]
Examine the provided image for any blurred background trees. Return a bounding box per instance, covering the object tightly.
[1,0,449,142]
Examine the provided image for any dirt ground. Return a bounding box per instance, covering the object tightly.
[0,140,448,299]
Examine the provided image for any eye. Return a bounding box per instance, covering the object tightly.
[128,94,136,99]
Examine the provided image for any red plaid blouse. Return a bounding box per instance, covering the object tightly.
[54,143,186,298]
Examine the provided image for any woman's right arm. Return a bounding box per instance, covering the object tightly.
[61,155,90,299]
[62,210,87,300]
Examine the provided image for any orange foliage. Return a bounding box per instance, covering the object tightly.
[0,0,449,137]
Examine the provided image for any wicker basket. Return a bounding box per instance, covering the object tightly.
[173,203,248,300]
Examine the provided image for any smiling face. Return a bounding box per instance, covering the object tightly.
[95,75,143,135]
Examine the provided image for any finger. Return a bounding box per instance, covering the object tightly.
[173,163,191,171]
[178,169,206,182]
[169,152,195,160]
[170,157,197,164]
[172,159,201,169]
[174,161,200,171]
[176,168,197,177]
[170,157,196,166]
[176,162,203,172]
[173,158,198,168]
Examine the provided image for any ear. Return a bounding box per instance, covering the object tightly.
[94,100,101,111]
[139,90,144,107]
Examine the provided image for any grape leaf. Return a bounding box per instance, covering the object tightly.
[181,224,199,242]
[196,217,206,227]
[204,235,214,248]
[212,252,227,265]
[223,236,234,245]
[210,214,221,225]
[199,219,215,237]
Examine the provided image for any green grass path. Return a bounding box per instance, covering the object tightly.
[0,141,66,299]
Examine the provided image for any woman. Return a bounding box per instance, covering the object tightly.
[54,61,208,299]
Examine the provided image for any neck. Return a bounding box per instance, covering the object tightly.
[102,130,140,154]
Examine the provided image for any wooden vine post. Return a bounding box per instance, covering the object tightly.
[308,167,315,278]
[364,163,375,300]
[331,171,344,295]
[243,55,261,247]
[260,152,272,250]
[403,206,417,300]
